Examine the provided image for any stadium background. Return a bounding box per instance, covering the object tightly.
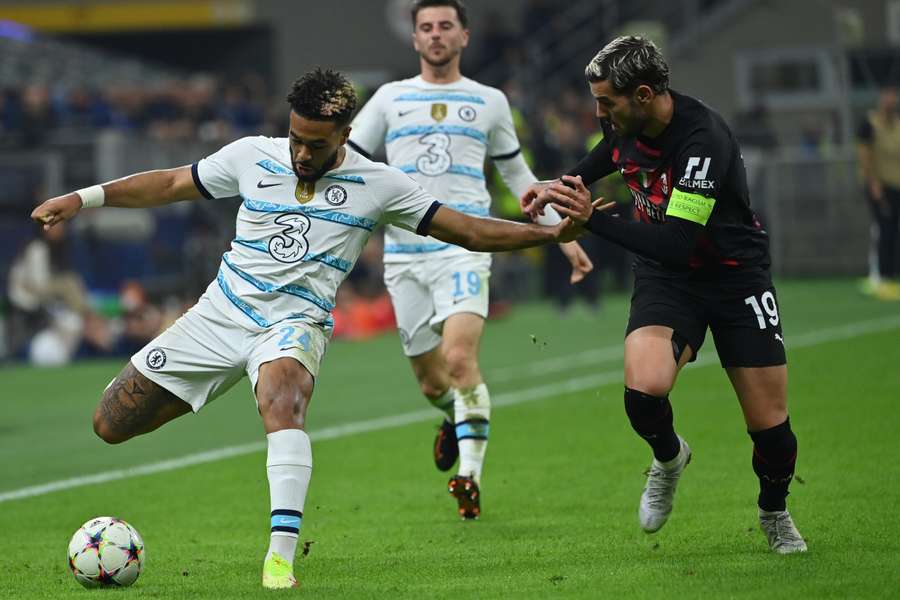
[1,2,900,598]
[1,0,895,363]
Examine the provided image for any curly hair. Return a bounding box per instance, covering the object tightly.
[286,68,357,126]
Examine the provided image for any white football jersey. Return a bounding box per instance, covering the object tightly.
[193,136,438,332]
[350,76,521,263]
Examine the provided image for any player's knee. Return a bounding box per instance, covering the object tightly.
[259,385,309,429]
[418,379,448,401]
[624,371,673,398]
[260,393,307,429]
[443,346,477,383]
[92,405,126,445]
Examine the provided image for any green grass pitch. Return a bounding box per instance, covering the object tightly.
[1,279,898,598]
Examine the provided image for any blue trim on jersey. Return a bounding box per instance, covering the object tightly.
[393,92,485,104]
[242,197,377,231]
[306,251,353,273]
[216,270,334,329]
[222,254,334,312]
[256,159,293,175]
[397,164,486,181]
[323,173,365,184]
[233,238,352,273]
[445,202,490,217]
[384,242,452,254]
[385,124,487,145]
[216,270,269,328]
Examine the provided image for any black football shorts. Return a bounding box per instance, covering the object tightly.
[625,273,787,368]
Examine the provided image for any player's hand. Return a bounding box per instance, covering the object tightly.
[520,181,553,220]
[31,193,82,230]
[553,216,584,243]
[559,241,593,284]
[548,175,616,225]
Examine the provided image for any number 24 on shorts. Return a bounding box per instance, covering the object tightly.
[452,271,482,298]
[744,291,780,329]
[277,326,311,351]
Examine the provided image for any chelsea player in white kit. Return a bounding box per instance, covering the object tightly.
[349,0,592,519]
[31,69,575,588]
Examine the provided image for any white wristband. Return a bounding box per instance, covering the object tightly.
[75,185,105,208]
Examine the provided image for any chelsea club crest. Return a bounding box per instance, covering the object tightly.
[324,185,348,206]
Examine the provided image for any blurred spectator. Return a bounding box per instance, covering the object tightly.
[857,86,900,300]
[57,86,112,130]
[218,80,265,137]
[114,280,164,356]
[19,84,56,148]
[6,223,111,364]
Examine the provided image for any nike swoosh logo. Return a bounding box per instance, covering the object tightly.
[257,180,282,189]
[398,108,419,117]
[273,517,299,525]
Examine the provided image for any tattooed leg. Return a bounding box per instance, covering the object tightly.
[93,363,191,444]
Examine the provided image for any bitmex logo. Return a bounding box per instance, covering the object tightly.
[683,157,710,180]
[679,157,714,190]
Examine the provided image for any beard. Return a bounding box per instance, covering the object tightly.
[421,46,459,68]
[294,148,340,182]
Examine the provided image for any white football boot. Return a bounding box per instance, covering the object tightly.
[639,436,691,533]
[759,508,808,554]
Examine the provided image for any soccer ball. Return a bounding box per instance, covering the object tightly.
[67,516,145,588]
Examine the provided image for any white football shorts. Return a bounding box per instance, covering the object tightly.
[131,293,329,412]
[384,252,491,357]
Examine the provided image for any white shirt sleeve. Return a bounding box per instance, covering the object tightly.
[376,168,440,234]
[487,92,523,160]
[349,86,389,156]
[493,151,538,199]
[193,137,256,199]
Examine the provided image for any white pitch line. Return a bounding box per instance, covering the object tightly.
[488,344,623,383]
[2,314,898,504]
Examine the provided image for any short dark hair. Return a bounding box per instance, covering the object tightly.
[411,0,468,29]
[286,68,357,127]
[584,36,669,95]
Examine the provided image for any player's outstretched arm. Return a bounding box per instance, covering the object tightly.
[31,165,199,230]
[426,205,573,252]
[549,175,703,267]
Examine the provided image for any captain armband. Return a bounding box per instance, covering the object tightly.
[665,188,715,225]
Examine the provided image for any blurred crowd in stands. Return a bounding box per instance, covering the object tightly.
[0,74,277,150]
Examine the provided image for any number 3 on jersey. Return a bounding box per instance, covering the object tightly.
[744,291,780,329]
[417,132,452,176]
[269,213,311,263]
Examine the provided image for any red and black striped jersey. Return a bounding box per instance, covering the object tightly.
[568,90,770,284]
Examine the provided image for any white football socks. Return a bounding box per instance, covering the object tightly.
[265,429,312,564]
[454,383,491,484]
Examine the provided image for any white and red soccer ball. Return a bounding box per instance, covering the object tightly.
[67,516,145,588]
